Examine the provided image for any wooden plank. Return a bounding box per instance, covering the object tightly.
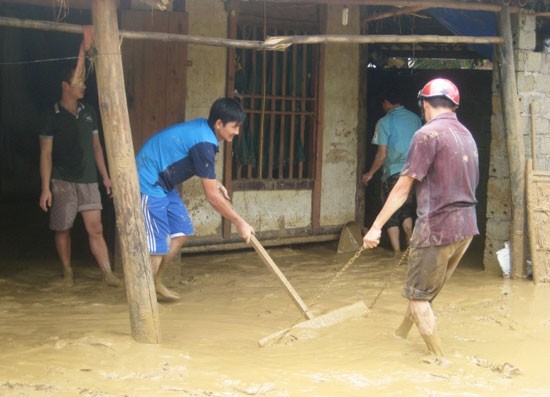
[311,6,326,232]
[250,235,315,320]
[498,5,526,279]
[92,0,160,344]
[526,159,550,284]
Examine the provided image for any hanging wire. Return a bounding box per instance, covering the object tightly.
[54,0,70,22]
[0,55,79,66]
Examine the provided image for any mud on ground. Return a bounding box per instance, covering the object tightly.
[1,240,550,396]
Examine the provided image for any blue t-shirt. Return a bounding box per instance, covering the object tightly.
[372,106,422,182]
[136,118,219,197]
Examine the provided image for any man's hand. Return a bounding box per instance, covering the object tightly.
[363,226,382,249]
[103,177,113,197]
[361,172,373,186]
[236,220,255,244]
[39,190,52,212]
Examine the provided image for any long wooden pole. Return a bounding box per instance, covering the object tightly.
[0,16,264,49]
[248,0,503,12]
[264,34,503,49]
[91,0,161,343]
[0,16,503,51]
[497,5,526,279]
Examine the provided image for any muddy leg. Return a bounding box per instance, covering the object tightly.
[153,236,187,301]
[82,210,121,287]
[395,302,414,338]
[55,230,73,287]
[387,226,401,256]
[402,217,413,243]
[410,300,444,358]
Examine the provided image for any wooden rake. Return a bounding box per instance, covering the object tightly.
[250,235,368,347]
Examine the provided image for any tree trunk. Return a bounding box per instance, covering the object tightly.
[497,5,526,278]
[92,0,161,343]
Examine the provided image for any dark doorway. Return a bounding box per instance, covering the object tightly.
[363,68,492,254]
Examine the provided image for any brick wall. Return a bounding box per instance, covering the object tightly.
[484,11,550,274]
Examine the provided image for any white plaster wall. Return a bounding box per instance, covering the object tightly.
[180,3,361,238]
[232,190,312,233]
[320,5,360,227]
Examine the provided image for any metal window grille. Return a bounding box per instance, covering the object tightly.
[231,24,319,187]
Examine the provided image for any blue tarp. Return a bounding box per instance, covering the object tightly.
[428,9,497,60]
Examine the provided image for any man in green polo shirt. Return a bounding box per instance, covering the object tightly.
[39,65,120,288]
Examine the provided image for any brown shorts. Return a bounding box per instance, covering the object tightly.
[49,179,102,231]
[402,237,473,302]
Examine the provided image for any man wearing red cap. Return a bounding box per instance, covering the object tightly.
[363,78,479,364]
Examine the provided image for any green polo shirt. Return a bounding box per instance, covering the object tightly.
[40,102,99,183]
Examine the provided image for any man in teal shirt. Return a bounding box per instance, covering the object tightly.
[362,88,422,255]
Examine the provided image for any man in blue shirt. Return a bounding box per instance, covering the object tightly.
[136,98,254,301]
[362,88,422,256]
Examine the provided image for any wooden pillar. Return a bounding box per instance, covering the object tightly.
[92,0,161,343]
[497,5,526,278]
[222,0,240,239]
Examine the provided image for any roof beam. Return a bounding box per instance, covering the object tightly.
[0,15,504,51]
[0,16,264,49]
[363,6,427,24]
[246,0,503,13]
[0,0,117,9]
[263,34,503,50]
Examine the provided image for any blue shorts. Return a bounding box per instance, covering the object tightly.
[141,189,194,255]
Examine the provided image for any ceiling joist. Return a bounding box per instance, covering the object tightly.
[0,15,504,52]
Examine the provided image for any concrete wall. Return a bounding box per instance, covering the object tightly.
[179,3,360,240]
[320,5,360,226]
[484,11,550,273]
[181,0,227,236]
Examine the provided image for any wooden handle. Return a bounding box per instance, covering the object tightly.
[250,235,314,320]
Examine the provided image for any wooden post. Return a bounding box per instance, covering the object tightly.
[92,0,161,343]
[497,5,526,278]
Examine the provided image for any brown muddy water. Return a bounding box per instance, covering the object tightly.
[1,235,549,397]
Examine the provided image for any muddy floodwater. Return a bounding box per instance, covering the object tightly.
[1,238,550,396]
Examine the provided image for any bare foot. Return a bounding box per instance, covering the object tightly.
[155,282,180,302]
[421,354,451,367]
[63,266,74,287]
[103,271,122,287]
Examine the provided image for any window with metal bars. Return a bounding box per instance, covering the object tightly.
[230,24,319,190]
